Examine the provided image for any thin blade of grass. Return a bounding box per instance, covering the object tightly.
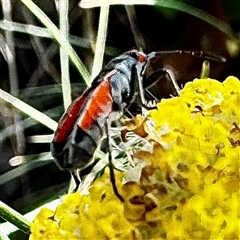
[0,32,11,61]
[59,0,71,108]
[1,0,26,154]
[0,20,120,56]
[20,0,91,86]
[0,153,52,185]
[0,104,62,143]
[79,0,155,8]
[0,88,57,131]
[80,0,234,39]
[0,232,11,240]
[0,201,30,234]
[91,5,110,80]
[125,6,146,49]
[26,134,53,143]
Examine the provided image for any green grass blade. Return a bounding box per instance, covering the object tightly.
[80,0,234,39]
[0,233,11,240]
[79,0,155,8]
[91,5,110,80]
[0,20,120,56]
[20,0,91,86]
[0,88,57,131]
[0,201,30,235]
[59,0,71,108]
[0,155,52,185]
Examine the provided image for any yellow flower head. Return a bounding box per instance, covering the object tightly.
[30,77,240,240]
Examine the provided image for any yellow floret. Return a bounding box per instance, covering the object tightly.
[30,77,240,240]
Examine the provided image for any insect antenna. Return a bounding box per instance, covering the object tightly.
[154,50,226,63]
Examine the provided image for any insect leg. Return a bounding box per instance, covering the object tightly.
[105,119,124,202]
[133,64,156,110]
[143,68,181,107]
[164,68,181,96]
[71,169,81,193]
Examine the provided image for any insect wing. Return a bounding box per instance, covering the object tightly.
[77,70,117,132]
[51,69,118,170]
[53,88,92,143]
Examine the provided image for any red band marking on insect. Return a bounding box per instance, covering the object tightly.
[53,89,91,142]
[78,70,117,131]
[138,52,147,62]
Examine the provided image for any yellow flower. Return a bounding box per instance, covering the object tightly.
[30,77,240,240]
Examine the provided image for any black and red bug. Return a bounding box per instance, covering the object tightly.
[51,49,226,201]
[51,50,155,200]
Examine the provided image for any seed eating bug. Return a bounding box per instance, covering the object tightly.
[51,49,226,201]
[51,50,155,201]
